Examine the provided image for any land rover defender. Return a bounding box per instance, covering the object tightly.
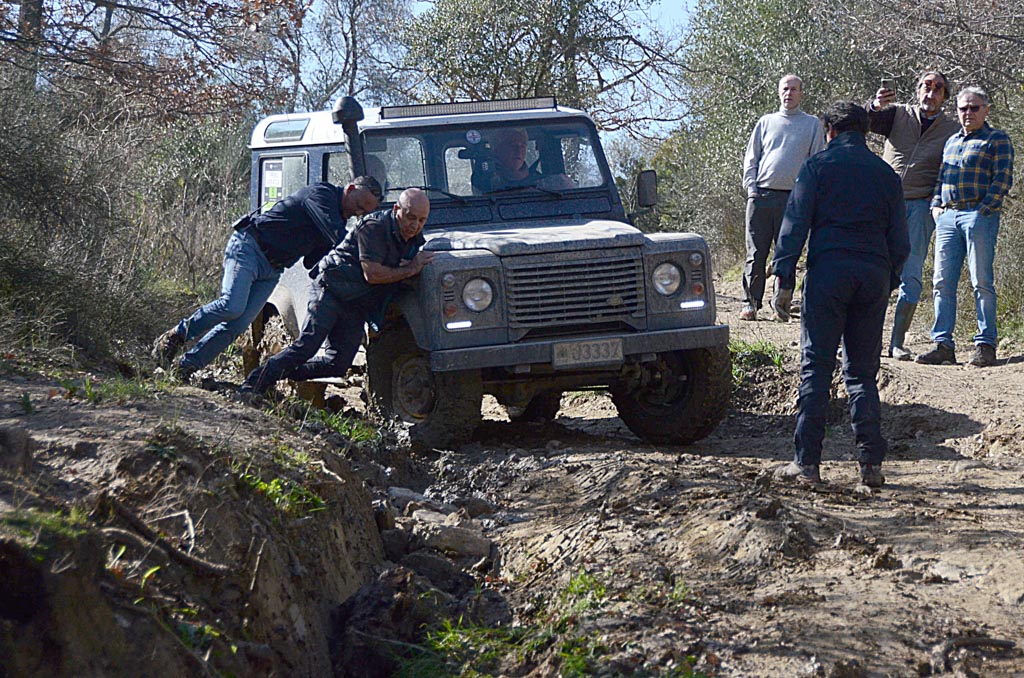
[247,96,730,448]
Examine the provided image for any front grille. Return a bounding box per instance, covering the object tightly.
[504,249,645,332]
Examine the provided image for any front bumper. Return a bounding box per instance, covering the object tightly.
[429,324,729,372]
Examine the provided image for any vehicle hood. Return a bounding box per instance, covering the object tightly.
[423,219,644,256]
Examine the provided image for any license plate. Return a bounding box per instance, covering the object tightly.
[552,338,623,369]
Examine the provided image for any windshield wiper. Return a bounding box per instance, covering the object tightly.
[487,184,564,198]
[390,185,469,205]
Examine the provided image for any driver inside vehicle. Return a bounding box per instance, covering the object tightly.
[479,127,574,192]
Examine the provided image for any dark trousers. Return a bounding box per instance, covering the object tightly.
[794,257,890,467]
[243,283,368,394]
[743,188,790,309]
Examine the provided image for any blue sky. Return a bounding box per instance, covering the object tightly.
[649,0,690,31]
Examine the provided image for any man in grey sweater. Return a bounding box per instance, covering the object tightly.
[741,74,825,321]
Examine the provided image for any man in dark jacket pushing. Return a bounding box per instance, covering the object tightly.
[239,188,434,396]
[771,101,910,488]
[152,177,382,379]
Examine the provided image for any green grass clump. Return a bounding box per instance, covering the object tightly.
[312,409,381,443]
[729,338,787,387]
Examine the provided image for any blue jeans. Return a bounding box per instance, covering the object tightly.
[930,209,1000,349]
[242,284,369,394]
[895,199,935,305]
[177,231,282,370]
[794,257,890,467]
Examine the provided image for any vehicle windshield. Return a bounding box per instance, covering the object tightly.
[362,119,608,202]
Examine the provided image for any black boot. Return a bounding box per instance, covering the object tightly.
[888,300,916,361]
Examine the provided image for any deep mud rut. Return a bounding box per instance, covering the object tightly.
[432,279,1024,676]
[2,279,1023,677]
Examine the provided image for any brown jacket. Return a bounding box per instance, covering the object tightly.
[867,103,960,200]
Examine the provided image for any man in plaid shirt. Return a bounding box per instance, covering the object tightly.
[917,86,1014,368]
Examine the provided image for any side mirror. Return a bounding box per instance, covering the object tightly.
[636,169,658,208]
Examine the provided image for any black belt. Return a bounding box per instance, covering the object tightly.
[944,199,981,210]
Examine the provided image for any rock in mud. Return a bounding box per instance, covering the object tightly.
[413,523,493,559]
[331,567,454,677]
[0,426,34,473]
[400,549,474,595]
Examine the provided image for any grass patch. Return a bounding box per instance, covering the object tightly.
[395,570,613,677]
[312,409,381,443]
[1,507,89,556]
[729,338,787,388]
[60,374,170,405]
[232,458,326,517]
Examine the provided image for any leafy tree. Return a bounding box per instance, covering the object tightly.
[403,0,685,131]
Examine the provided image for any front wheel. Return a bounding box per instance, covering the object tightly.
[611,346,731,445]
[365,326,482,450]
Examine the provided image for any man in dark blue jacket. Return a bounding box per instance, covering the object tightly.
[239,188,434,396]
[771,101,909,488]
[152,176,382,379]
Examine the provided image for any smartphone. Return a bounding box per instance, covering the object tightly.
[880,78,895,92]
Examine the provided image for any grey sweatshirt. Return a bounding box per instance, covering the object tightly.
[742,106,824,196]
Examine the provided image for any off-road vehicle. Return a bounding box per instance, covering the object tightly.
[247,96,730,448]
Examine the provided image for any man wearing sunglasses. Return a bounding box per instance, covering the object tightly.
[917,87,1014,368]
[867,71,960,361]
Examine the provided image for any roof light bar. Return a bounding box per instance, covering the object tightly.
[379,97,558,120]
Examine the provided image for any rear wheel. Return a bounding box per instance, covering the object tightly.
[611,346,730,445]
[365,326,482,449]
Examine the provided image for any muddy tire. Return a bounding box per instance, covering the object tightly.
[506,391,562,422]
[365,326,482,449]
[611,346,731,444]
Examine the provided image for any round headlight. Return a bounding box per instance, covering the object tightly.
[462,278,493,311]
[652,263,681,296]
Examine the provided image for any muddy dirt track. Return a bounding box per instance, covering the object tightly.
[440,279,1024,676]
[1,279,1023,677]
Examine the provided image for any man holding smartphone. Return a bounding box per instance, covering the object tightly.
[866,71,960,360]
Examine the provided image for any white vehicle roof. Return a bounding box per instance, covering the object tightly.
[250,97,591,150]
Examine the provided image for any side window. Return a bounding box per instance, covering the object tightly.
[445,147,473,195]
[260,155,307,211]
[561,136,603,188]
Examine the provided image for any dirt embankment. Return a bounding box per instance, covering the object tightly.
[2,280,1024,676]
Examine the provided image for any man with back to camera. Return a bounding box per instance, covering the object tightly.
[867,71,960,360]
[772,101,909,488]
[740,74,825,322]
[916,86,1014,368]
[152,177,383,380]
[238,188,435,397]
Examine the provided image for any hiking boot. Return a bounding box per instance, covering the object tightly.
[170,361,198,383]
[739,304,757,321]
[770,287,793,322]
[774,461,822,485]
[915,343,956,365]
[969,343,997,367]
[859,463,885,488]
[889,345,913,361]
[152,328,185,367]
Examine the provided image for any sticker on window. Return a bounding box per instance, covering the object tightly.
[466,129,481,144]
[264,170,283,188]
